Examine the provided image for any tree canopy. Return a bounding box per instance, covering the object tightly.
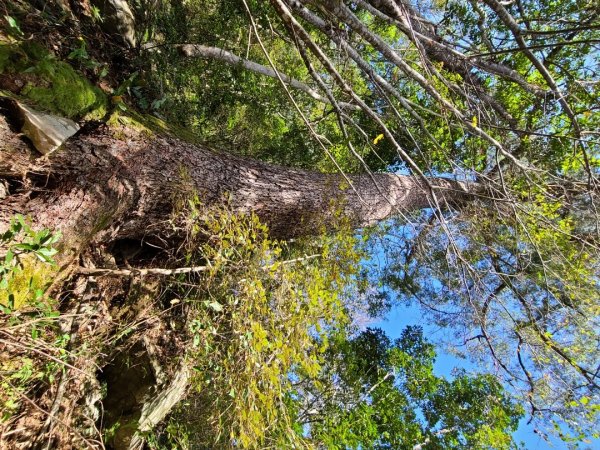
[147,0,599,440]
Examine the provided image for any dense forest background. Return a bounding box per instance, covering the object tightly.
[0,0,598,449]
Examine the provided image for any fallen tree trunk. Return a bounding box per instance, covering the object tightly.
[0,108,478,256]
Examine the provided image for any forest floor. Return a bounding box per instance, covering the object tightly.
[0,2,199,449]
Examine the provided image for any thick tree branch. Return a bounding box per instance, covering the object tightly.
[361,0,545,97]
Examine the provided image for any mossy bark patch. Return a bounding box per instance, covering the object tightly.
[0,42,108,120]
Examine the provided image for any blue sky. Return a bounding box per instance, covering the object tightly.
[373,302,586,450]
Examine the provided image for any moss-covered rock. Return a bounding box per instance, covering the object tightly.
[0,42,108,120]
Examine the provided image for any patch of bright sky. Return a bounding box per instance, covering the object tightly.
[372,302,580,450]
[362,217,579,450]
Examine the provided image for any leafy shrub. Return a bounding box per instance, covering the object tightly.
[151,200,523,449]
[160,198,362,448]
[0,215,62,422]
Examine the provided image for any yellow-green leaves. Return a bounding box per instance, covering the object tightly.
[176,200,360,448]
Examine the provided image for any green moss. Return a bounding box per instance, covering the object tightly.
[107,108,212,147]
[106,110,152,134]
[0,256,57,310]
[0,42,108,119]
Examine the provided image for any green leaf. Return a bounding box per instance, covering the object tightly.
[205,301,224,312]
[5,15,17,27]
[4,15,22,35]
[36,247,58,263]
[4,250,14,266]
[14,243,35,251]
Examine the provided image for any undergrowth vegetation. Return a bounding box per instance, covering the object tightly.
[0,206,523,449]
[152,197,362,448]
[143,199,522,449]
[0,215,62,423]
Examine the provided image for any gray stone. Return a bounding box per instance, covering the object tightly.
[0,180,8,199]
[17,103,80,155]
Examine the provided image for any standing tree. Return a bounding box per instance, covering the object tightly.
[0,0,598,447]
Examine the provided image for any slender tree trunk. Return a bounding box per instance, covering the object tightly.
[178,44,359,110]
[0,113,476,256]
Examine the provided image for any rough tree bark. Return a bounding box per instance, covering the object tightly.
[0,109,476,257]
